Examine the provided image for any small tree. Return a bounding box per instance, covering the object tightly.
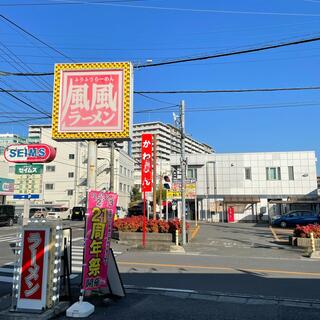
[130,185,142,202]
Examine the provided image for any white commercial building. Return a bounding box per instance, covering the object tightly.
[3,125,134,210]
[170,151,318,222]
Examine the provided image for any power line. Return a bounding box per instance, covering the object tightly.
[0,116,50,125]
[0,0,151,7]
[0,33,320,73]
[138,101,320,114]
[2,85,320,94]
[136,93,178,106]
[0,14,75,62]
[136,86,320,94]
[0,87,51,116]
[135,35,320,68]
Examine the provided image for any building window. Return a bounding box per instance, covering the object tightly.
[288,166,294,180]
[119,182,123,191]
[127,185,130,192]
[46,165,55,172]
[120,165,123,174]
[45,183,54,190]
[187,168,197,180]
[67,190,73,196]
[245,167,252,180]
[266,167,281,180]
[68,172,74,178]
[69,154,75,160]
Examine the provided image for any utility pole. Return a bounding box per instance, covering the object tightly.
[153,134,157,220]
[109,141,115,192]
[180,100,187,245]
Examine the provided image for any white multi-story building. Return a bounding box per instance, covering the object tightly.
[132,121,213,185]
[3,125,134,210]
[0,133,27,155]
[170,151,318,222]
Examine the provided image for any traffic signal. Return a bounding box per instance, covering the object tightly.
[163,175,171,190]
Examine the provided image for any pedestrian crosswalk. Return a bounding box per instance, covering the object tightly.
[0,244,122,284]
[0,232,18,244]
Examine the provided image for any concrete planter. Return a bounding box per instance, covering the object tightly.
[112,231,176,251]
[289,235,320,248]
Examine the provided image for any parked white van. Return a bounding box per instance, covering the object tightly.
[46,207,71,220]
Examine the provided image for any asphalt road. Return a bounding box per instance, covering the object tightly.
[1,221,320,314]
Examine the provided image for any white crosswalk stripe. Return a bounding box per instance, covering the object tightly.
[0,233,19,243]
[0,246,122,284]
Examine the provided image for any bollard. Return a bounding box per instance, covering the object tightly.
[176,229,179,246]
[310,232,316,252]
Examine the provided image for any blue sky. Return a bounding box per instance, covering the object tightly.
[1,0,320,168]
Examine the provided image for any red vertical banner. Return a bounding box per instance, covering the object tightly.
[83,190,118,291]
[141,134,153,192]
[141,134,153,247]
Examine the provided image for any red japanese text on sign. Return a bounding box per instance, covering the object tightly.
[20,230,45,300]
[59,70,124,132]
[141,134,153,192]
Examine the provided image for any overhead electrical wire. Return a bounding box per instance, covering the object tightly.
[1,85,320,94]
[0,14,75,62]
[0,33,319,74]
[0,86,51,116]
[135,35,320,68]
[3,1,320,17]
[0,0,152,6]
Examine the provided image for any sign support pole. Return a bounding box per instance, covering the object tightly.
[153,134,157,220]
[87,141,97,190]
[180,100,187,245]
[166,196,169,221]
[23,197,30,226]
[143,191,146,247]
[195,196,198,227]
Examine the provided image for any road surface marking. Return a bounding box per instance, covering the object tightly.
[190,225,200,240]
[0,276,13,283]
[269,226,280,241]
[118,261,320,276]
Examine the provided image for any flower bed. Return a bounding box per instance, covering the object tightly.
[290,224,320,248]
[113,216,190,250]
[293,224,320,238]
[113,216,189,234]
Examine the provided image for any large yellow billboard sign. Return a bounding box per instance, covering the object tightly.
[52,62,133,141]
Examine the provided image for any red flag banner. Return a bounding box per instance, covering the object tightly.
[141,134,153,192]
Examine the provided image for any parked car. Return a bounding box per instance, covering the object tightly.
[0,205,15,226]
[272,210,320,228]
[71,206,86,221]
[127,203,159,219]
[46,207,71,220]
[30,207,48,218]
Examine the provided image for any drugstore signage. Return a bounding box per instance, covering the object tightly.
[4,144,56,163]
